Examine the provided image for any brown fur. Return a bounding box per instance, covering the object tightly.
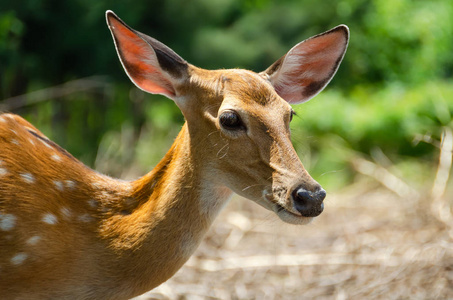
[0,11,348,299]
[0,66,318,299]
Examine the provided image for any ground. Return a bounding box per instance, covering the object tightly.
[132,176,453,300]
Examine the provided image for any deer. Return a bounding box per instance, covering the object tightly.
[0,10,348,299]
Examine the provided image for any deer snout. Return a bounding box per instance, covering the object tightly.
[292,186,326,217]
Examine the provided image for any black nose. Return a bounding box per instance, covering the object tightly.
[292,187,326,217]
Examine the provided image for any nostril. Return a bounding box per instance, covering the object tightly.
[296,189,311,201]
[292,186,326,217]
[316,188,327,202]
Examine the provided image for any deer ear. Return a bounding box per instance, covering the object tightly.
[106,11,188,100]
[263,25,349,104]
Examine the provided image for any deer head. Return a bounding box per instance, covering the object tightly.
[107,11,348,225]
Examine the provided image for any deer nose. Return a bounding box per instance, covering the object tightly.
[292,186,326,217]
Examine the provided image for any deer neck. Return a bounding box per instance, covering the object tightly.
[100,122,232,294]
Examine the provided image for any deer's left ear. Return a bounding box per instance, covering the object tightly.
[262,25,349,104]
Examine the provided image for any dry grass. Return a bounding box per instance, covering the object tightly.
[132,132,453,300]
[132,179,452,299]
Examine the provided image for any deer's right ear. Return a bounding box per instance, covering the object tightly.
[106,11,188,100]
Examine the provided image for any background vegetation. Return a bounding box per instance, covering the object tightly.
[1,1,452,298]
[1,0,452,191]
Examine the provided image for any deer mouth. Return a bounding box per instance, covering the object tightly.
[273,203,314,225]
[261,190,314,225]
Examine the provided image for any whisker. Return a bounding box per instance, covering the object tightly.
[242,184,268,192]
[207,130,218,138]
[320,169,345,177]
[216,142,229,159]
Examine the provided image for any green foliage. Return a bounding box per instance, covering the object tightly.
[0,0,452,189]
[292,80,453,189]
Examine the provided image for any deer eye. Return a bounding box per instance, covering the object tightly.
[219,111,244,131]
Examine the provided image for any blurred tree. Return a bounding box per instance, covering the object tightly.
[0,0,452,186]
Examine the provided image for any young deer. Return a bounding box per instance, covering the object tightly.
[0,11,348,299]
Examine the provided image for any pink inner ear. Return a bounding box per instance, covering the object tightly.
[289,31,346,82]
[272,28,347,104]
[108,17,175,97]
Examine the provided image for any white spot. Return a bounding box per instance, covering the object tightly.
[11,253,28,265]
[101,191,110,199]
[65,180,76,189]
[53,180,64,191]
[28,138,35,146]
[0,214,16,231]
[91,182,102,189]
[26,236,41,246]
[78,214,93,223]
[51,154,61,162]
[11,139,19,145]
[0,116,6,123]
[39,138,53,149]
[124,185,132,193]
[88,199,98,208]
[0,159,6,174]
[20,173,35,184]
[61,207,72,220]
[42,213,58,225]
